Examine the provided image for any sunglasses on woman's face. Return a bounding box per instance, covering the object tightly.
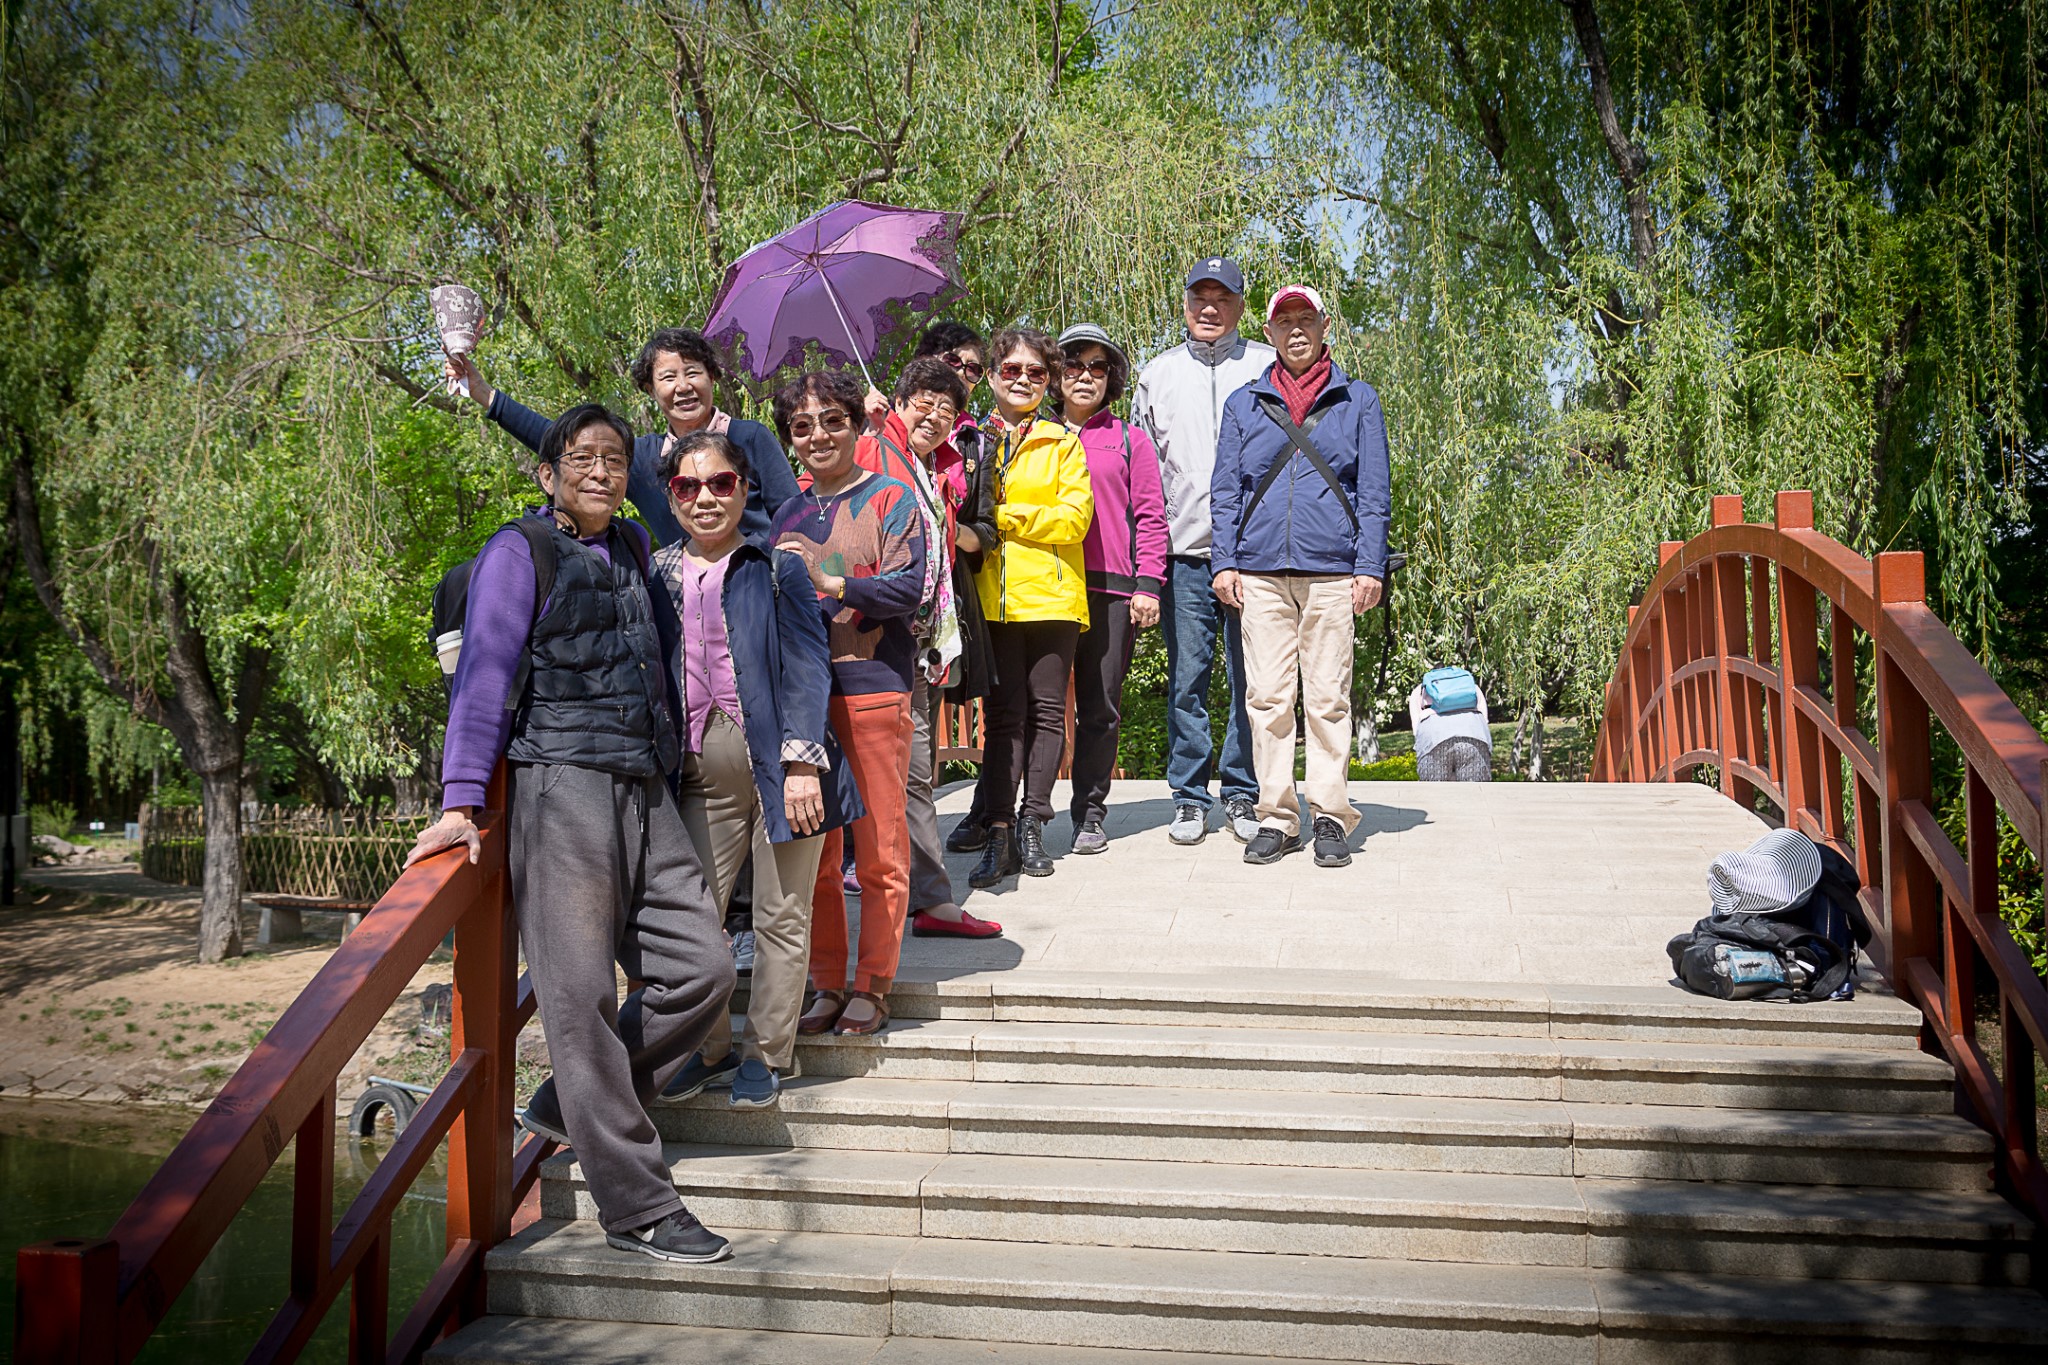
[1063,356,1112,379]
[787,411,853,440]
[997,361,1049,384]
[942,351,986,381]
[668,470,743,500]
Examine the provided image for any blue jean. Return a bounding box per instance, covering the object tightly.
[1162,555,1255,809]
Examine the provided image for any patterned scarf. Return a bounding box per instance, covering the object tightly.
[1271,350,1332,425]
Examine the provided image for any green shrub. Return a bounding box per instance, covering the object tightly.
[1352,753,1419,781]
[29,801,78,838]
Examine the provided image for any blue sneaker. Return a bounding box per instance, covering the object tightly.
[727,1057,782,1109]
[661,1051,738,1101]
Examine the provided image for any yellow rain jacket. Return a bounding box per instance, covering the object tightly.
[976,416,1094,626]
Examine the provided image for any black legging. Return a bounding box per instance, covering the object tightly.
[981,619,1082,824]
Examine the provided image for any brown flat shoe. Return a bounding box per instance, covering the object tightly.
[834,990,890,1037]
[797,989,847,1036]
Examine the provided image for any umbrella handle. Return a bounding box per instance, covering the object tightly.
[816,271,880,394]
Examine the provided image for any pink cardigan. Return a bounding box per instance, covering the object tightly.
[1072,409,1169,598]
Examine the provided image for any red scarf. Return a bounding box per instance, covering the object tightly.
[1271,350,1332,425]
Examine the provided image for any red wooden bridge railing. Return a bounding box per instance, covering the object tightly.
[13,767,555,1364]
[1592,490,2048,1217]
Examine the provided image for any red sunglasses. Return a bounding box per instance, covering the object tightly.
[669,470,744,500]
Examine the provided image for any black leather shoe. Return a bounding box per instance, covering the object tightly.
[968,825,1021,888]
[945,818,989,853]
[1017,815,1054,877]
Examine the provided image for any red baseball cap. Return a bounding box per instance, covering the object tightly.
[1266,285,1327,322]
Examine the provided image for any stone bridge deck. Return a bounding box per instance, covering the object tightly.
[910,778,1772,986]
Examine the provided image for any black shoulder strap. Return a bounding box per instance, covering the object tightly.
[1242,394,1358,547]
[499,516,559,713]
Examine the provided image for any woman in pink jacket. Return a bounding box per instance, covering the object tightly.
[1056,323,1170,854]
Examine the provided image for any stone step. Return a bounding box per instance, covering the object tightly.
[538,1145,2031,1285]
[769,1017,1951,1112]
[483,1219,2048,1362]
[729,970,1924,1049]
[427,1314,1360,1364]
[651,1077,1993,1190]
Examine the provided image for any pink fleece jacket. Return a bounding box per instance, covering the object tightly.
[1071,409,1169,598]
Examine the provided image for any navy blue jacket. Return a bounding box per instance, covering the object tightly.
[1209,361,1391,579]
[488,391,799,548]
[660,541,865,843]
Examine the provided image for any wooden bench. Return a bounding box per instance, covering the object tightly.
[252,894,376,944]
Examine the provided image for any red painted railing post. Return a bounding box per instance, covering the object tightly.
[1874,551,1939,996]
[1709,496,1749,802]
[13,1238,118,1364]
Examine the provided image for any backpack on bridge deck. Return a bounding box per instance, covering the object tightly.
[1667,831,1871,1003]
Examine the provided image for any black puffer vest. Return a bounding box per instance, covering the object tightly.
[506,519,680,777]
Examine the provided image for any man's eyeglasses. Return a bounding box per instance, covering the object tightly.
[941,351,986,381]
[1063,356,1112,379]
[997,361,1050,384]
[905,394,959,424]
[556,449,630,478]
[669,470,744,501]
[788,411,854,440]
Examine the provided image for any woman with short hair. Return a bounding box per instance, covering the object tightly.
[968,327,1094,887]
[769,371,928,1036]
[1056,324,1168,855]
[652,431,864,1109]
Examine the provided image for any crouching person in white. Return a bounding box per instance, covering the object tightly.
[1210,286,1393,869]
[408,403,737,1264]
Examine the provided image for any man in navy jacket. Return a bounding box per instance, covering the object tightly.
[446,328,799,545]
[1210,285,1391,870]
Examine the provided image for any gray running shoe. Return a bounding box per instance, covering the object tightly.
[1243,827,1300,865]
[607,1209,732,1264]
[1312,815,1352,868]
[1225,797,1260,844]
[730,929,756,976]
[1168,803,1208,845]
[1072,819,1109,854]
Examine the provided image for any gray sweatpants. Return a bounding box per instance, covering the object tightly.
[906,673,956,911]
[509,761,735,1233]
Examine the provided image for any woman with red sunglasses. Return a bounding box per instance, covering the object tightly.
[968,326,1095,888]
[650,430,864,1110]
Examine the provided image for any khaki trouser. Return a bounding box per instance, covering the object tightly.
[677,711,825,1071]
[1240,573,1360,838]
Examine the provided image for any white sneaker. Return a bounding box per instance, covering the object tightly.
[1168,803,1208,845]
[1225,797,1260,844]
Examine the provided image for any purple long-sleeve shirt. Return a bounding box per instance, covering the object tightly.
[440,525,612,810]
[1072,409,1169,598]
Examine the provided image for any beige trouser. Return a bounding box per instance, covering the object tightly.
[1240,572,1360,838]
[677,711,825,1071]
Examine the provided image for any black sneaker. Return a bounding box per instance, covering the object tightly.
[945,818,989,853]
[518,1078,571,1146]
[1243,827,1299,865]
[606,1209,732,1264]
[1312,816,1352,867]
[661,1051,738,1101]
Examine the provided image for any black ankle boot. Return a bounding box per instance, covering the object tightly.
[1017,814,1053,877]
[968,824,1021,888]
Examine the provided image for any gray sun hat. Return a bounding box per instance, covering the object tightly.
[1056,322,1128,368]
[1706,829,1823,916]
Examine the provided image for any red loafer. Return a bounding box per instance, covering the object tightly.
[910,909,1004,939]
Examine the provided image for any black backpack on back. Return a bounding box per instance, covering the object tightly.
[430,516,560,702]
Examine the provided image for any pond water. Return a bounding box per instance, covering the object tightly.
[0,1097,447,1362]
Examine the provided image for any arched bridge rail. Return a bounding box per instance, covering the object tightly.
[1592,490,2048,1219]
[13,767,551,1365]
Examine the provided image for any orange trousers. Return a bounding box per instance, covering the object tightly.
[809,689,914,995]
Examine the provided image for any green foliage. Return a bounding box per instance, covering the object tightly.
[1354,753,1419,781]
[28,801,78,839]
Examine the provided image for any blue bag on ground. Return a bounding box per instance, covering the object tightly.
[1421,666,1480,715]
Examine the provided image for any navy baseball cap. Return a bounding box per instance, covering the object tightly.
[1185,256,1246,295]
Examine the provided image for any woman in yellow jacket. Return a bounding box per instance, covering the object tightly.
[968,325,1094,887]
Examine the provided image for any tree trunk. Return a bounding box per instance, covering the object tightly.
[197,765,245,962]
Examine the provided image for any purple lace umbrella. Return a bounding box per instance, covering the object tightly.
[704,200,964,389]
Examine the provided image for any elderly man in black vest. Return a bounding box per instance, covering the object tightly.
[408,403,736,1264]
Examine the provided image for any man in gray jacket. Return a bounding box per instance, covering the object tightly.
[1132,258,1275,845]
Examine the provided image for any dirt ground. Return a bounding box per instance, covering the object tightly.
[0,865,455,1109]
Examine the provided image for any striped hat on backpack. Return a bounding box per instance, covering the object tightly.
[1706,829,1823,916]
